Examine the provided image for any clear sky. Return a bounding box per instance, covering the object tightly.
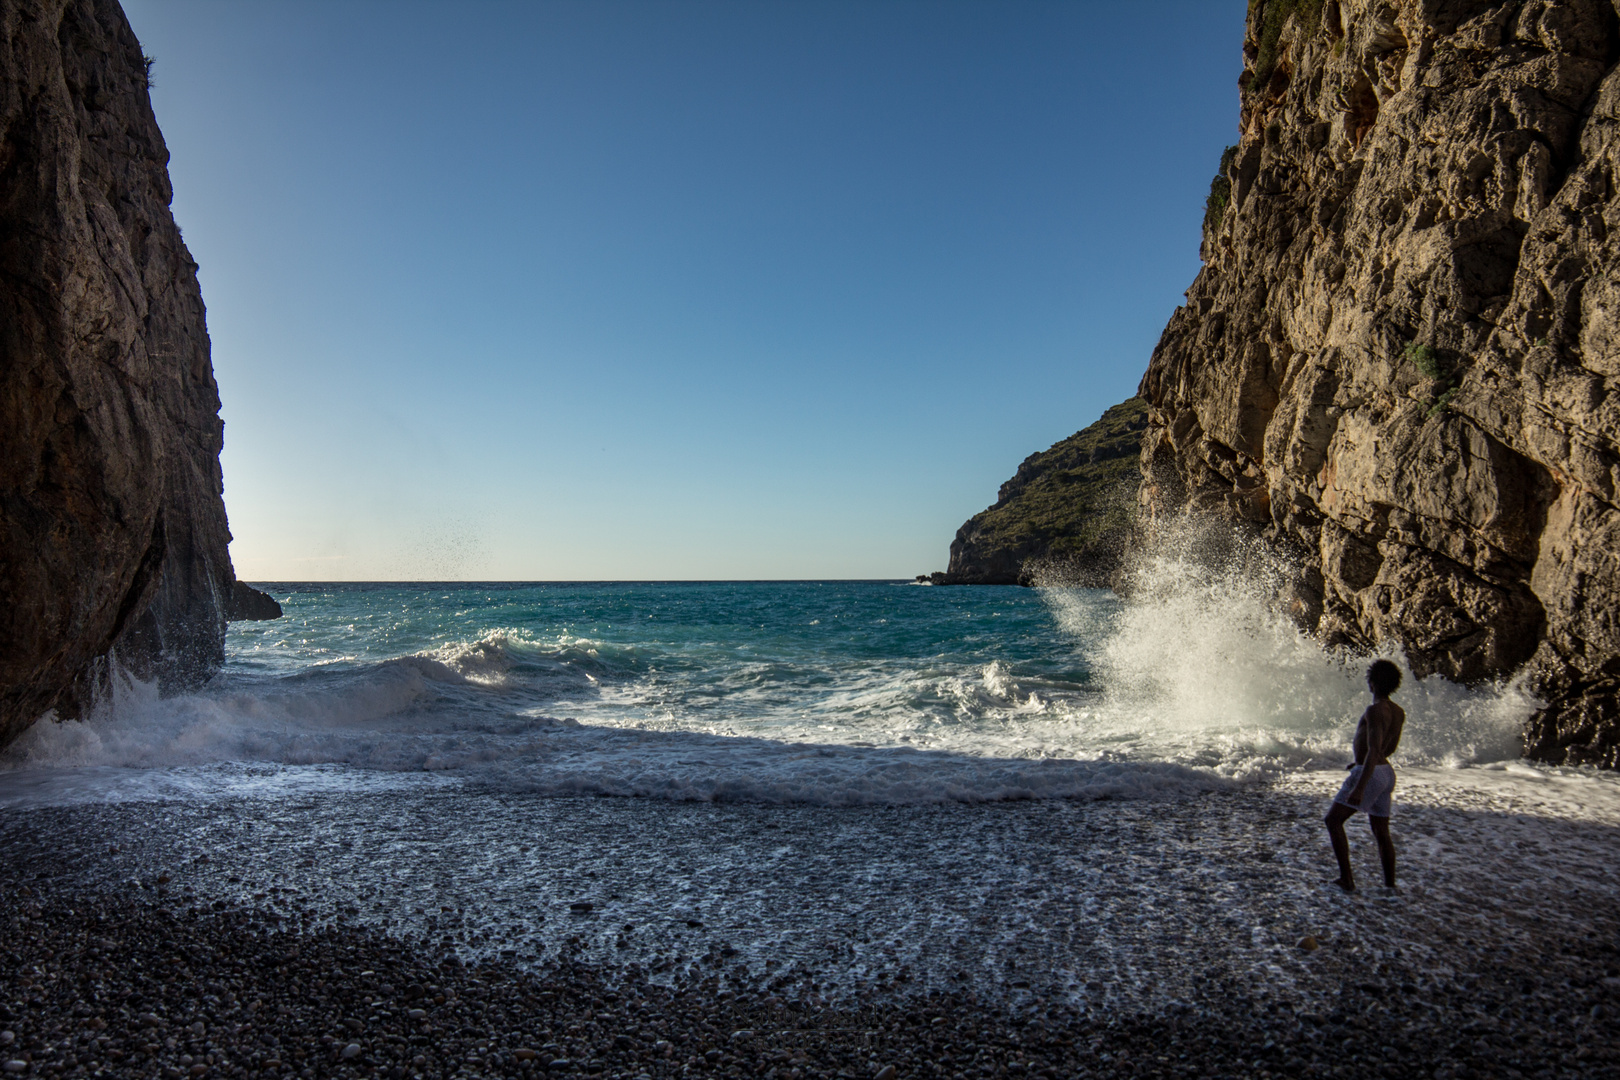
[121,0,1246,581]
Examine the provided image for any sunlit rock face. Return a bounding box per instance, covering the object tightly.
[1139,0,1620,765]
[0,0,237,748]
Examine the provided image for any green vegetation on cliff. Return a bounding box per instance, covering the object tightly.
[1203,144,1239,239]
[1244,0,1325,96]
[937,397,1149,586]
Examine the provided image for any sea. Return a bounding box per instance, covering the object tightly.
[0,561,1546,806]
[3,541,1617,1008]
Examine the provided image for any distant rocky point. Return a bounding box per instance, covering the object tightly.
[227,583,284,622]
[921,398,1148,586]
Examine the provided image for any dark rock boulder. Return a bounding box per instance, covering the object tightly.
[226,582,282,622]
[0,0,236,748]
[937,398,1148,586]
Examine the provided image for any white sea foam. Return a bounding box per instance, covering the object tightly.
[1038,517,1538,777]
[0,698,1225,810]
[0,521,1587,810]
[0,637,1231,807]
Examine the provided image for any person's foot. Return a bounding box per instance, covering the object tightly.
[1332,877,1354,892]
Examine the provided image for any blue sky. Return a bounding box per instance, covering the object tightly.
[122,0,1246,580]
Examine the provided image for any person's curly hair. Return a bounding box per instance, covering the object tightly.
[1367,659,1402,698]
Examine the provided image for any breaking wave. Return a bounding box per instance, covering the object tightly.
[0,524,1547,807]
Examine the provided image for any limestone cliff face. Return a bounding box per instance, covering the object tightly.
[1140,0,1620,765]
[0,0,239,748]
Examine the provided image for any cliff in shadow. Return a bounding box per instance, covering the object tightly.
[0,0,262,750]
[934,398,1148,586]
[1139,0,1620,765]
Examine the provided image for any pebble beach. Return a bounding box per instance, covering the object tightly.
[2,768,1617,1079]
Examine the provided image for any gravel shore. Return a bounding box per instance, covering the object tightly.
[2,881,1617,1080]
[2,771,1619,1079]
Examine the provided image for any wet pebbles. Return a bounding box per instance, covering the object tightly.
[2,772,1619,1078]
[2,876,1617,1079]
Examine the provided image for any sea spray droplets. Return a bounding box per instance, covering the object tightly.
[1038,515,1535,776]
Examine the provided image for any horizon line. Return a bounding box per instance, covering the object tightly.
[236,578,975,586]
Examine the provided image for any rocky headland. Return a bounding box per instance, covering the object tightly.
[0,0,276,752]
[1137,0,1620,765]
[926,399,1148,586]
[934,0,1619,766]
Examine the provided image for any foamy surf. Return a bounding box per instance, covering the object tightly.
[0,532,1584,811]
[1035,517,1542,776]
[0,657,1227,809]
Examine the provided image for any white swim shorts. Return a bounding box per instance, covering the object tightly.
[1333,763,1395,818]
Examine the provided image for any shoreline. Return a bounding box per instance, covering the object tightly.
[2,774,1618,1077]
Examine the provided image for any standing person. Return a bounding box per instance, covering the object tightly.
[1326,659,1405,892]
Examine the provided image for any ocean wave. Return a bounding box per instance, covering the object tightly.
[0,563,1548,809]
[423,631,650,686]
[0,655,1227,807]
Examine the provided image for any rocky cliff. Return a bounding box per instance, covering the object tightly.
[0,0,245,749]
[1139,0,1620,765]
[933,398,1148,586]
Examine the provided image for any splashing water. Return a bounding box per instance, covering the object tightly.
[1039,518,1537,778]
[0,518,1555,807]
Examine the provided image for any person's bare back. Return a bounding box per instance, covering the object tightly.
[1358,698,1405,769]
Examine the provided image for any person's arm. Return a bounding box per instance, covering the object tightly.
[1346,712,1375,803]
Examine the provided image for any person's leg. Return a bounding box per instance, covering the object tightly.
[1325,802,1356,890]
[1369,815,1395,887]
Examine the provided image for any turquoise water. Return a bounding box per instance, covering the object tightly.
[2,568,1537,806]
[228,580,1095,740]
